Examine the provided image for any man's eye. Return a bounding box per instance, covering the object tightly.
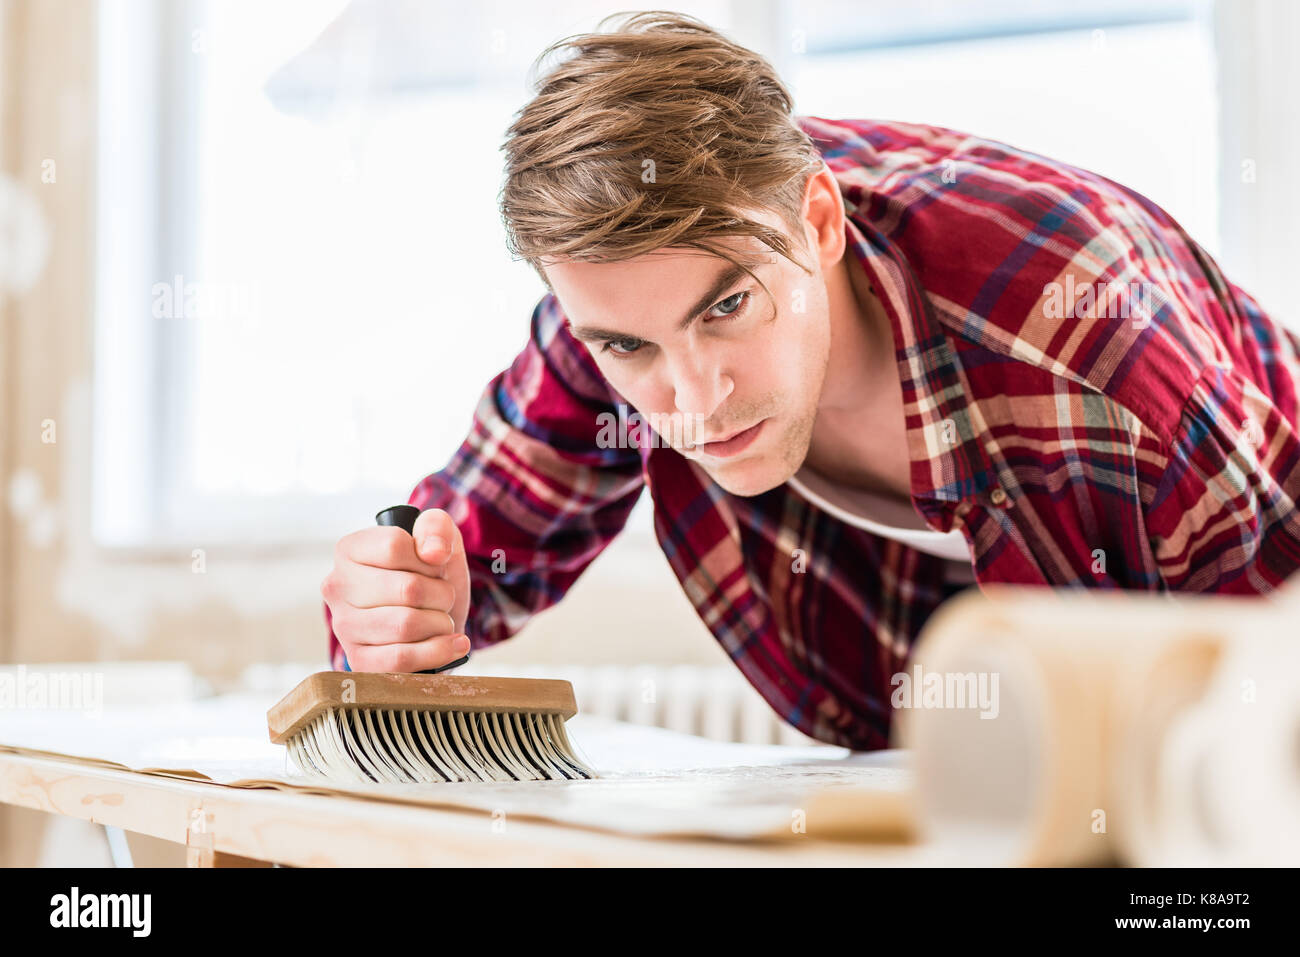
[596,290,750,359]
[602,338,644,357]
[707,290,750,319]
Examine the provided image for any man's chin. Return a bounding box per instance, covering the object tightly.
[697,457,790,497]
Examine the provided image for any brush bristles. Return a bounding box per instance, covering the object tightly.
[285,706,595,783]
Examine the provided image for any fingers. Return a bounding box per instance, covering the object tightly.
[337,525,441,578]
[327,565,456,612]
[412,508,462,570]
[345,633,473,674]
[328,509,474,672]
[330,603,459,646]
[443,519,471,637]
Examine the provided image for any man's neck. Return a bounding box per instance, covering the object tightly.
[803,247,913,503]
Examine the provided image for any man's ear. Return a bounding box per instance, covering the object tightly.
[800,163,846,270]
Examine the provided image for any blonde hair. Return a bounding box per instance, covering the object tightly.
[499,10,825,300]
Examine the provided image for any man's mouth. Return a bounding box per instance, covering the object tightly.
[687,419,767,458]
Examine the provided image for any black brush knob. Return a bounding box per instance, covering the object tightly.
[375,505,469,674]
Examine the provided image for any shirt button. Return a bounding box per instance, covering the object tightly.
[989,486,1007,505]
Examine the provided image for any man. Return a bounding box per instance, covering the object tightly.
[320,12,1300,750]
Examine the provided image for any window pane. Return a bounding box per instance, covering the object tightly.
[787,18,1219,259]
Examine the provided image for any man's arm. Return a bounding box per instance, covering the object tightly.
[328,293,644,669]
[1145,361,1300,593]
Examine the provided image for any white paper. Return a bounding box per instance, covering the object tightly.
[0,688,914,840]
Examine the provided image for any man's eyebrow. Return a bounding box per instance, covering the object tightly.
[567,263,750,342]
[674,262,749,331]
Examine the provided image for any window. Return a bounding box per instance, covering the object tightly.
[93,0,1218,548]
[94,0,729,547]
[783,0,1219,259]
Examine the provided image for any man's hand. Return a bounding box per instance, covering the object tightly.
[322,508,472,672]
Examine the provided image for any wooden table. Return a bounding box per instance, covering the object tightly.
[0,750,938,867]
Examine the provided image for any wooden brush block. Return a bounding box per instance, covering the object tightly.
[267,672,580,745]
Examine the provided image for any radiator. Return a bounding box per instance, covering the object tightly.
[468,662,826,747]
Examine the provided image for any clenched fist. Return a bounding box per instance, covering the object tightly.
[322,508,472,672]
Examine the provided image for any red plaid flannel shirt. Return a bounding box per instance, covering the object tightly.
[329,116,1300,750]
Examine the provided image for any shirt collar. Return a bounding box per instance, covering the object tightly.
[841,207,1000,518]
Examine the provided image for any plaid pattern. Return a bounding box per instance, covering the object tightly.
[329,116,1300,750]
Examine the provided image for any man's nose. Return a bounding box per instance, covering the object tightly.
[669,347,733,420]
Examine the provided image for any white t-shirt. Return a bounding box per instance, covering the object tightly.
[786,466,976,584]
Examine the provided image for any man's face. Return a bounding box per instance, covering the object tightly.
[543,209,832,497]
